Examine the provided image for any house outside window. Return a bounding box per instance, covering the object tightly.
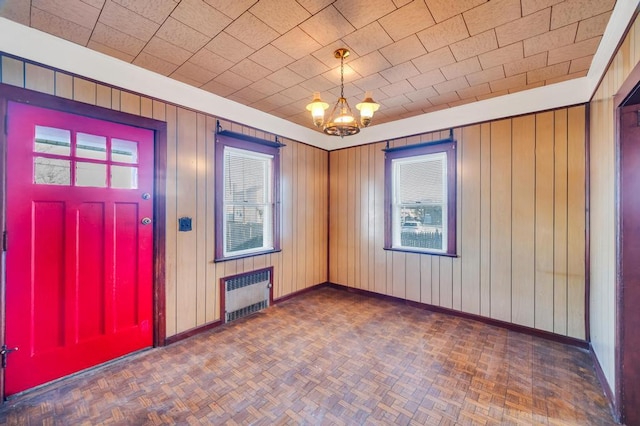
[215,133,280,260]
[385,139,457,256]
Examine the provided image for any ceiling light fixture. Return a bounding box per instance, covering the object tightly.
[306,48,379,137]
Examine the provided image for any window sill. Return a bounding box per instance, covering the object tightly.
[383,247,458,258]
[214,249,282,263]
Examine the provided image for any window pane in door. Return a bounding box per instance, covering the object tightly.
[111,165,138,189]
[34,157,70,185]
[34,126,70,156]
[77,133,107,160]
[76,162,106,187]
[112,139,138,164]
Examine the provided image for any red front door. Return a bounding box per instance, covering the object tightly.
[5,102,154,396]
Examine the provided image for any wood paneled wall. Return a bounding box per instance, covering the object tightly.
[589,14,640,397]
[329,107,586,339]
[0,55,328,338]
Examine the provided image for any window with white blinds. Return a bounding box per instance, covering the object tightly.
[385,140,457,256]
[215,133,281,261]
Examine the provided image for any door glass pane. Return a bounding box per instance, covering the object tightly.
[111,165,138,189]
[77,133,107,160]
[34,126,70,156]
[112,139,138,164]
[34,157,71,185]
[76,162,106,187]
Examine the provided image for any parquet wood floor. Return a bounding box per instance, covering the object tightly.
[0,287,614,425]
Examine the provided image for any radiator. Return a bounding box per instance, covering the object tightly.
[224,268,271,323]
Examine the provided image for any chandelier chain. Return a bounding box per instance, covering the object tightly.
[340,54,344,98]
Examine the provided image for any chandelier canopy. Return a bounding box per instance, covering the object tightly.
[306,48,380,137]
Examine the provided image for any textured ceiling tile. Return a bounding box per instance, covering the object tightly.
[295,0,335,14]
[417,15,469,52]
[173,61,218,84]
[157,17,210,53]
[463,0,521,36]
[495,8,550,47]
[334,0,396,29]
[110,0,175,24]
[457,82,491,99]
[449,97,477,107]
[299,6,356,46]
[508,81,544,93]
[200,79,236,97]
[287,56,330,78]
[99,1,159,41]
[281,84,314,101]
[232,86,269,103]
[203,0,253,19]
[250,45,295,72]
[0,0,32,25]
[569,54,593,73]
[489,73,527,91]
[576,11,611,42]
[251,93,292,112]
[550,0,615,30]
[91,22,146,56]
[526,61,570,83]
[189,48,234,74]
[171,0,231,38]
[477,89,508,100]
[348,51,392,77]
[88,39,135,62]
[312,42,359,67]
[171,68,212,86]
[328,82,364,98]
[353,73,394,91]
[450,30,498,61]
[250,0,311,34]
[379,0,435,42]
[379,62,420,83]
[465,65,505,86]
[299,74,335,92]
[342,22,394,56]
[82,0,106,8]
[225,12,280,50]
[142,36,192,66]
[408,69,446,89]
[405,86,439,102]
[248,78,286,97]
[267,67,306,87]
[380,79,415,97]
[273,28,323,61]
[547,36,601,65]
[428,91,460,105]
[322,64,360,85]
[31,7,93,45]
[230,59,272,82]
[412,47,456,73]
[434,76,469,95]
[424,0,487,23]
[380,36,428,66]
[503,52,547,76]
[479,42,523,69]
[521,0,562,16]
[523,23,577,57]
[440,57,482,80]
[213,70,253,90]
[32,0,101,29]
[206,32,255,63]
[132,51,179,75]
[546,69,586,84]
[381,94,412,108]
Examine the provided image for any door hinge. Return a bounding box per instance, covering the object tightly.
[2,231,6,252]
[3,113,7,136]
[0,345,18,368]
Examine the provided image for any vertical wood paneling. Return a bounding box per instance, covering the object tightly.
[353,148,361,289]
[55,72,73,99]
[195,113,207,326]
[420,255,432,304]
[96,85,111,109]
[490,119,512,322]
[120,92,141,116]
[360,144,370,291]
[511,115,535,328]
[347,148,356,288]
[554,109,569,335]
[452,128,463,311]
[535,111,555,332]
[373,143,386,294]
[439,257,453,309]
[73,77,96,106]
[329,151,338,283]
[25,64,54,94]
[567,105,586,339]
[406,253,420,302]
[205,117,217,323]
[431,258,440,304]
[480,123,492,317]
[392,251,406,298]
[141,97,153,118]
[164,104,178,337]
[281,141,294,297]
[175,108,198,333]
[1,56,24,86]
[461,125,481,314]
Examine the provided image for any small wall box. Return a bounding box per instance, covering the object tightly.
[178,217,192,232]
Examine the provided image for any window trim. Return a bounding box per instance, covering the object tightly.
[384,139,457,256]
[214,133,281,262]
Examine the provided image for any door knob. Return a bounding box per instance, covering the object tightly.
[141,217,152,225]
[141,192,151,200]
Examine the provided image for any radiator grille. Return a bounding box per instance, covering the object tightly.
[224,269,271,323]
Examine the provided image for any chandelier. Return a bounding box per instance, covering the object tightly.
[306,48,380,137]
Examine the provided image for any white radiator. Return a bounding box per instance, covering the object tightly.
[224,269,271,323]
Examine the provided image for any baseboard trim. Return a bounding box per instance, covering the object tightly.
[164,282,329,345]
[590,343,620,423]
[328,283,589,349]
